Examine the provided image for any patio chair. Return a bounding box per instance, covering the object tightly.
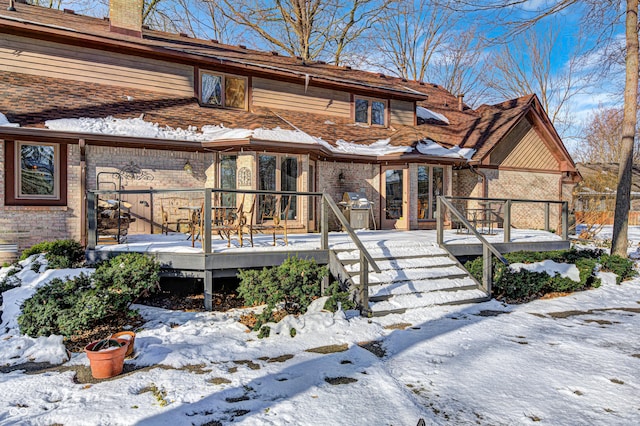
[212,194,250,248]
[188,201,204,248]
[160,200,191,235]
[253,194,291,246]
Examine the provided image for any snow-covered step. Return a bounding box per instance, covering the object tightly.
[368,276,478,299]
[352,265,469,285]
[344,255,456,273]
[369,288,489,316]
[336,245,449,261]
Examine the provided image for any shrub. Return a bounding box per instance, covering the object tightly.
[18,253,160,338]
[20,239,84,269]
[599,254,637,284]
[238,256,349,332]
[464,249,602,303]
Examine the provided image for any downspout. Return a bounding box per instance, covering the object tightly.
[79,139,87,247]
[469,164,487,198]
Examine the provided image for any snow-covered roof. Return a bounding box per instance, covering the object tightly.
[416,106,449,124]
[42,115,462,159]
[0,112,19,127]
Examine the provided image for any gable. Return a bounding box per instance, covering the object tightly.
[489,117,559,170]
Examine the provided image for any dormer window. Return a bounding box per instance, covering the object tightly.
[355,96,387,126]
[200,71,247,109]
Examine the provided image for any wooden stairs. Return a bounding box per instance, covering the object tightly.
[330,241,489,316]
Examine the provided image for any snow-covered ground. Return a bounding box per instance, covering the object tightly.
[0,229,639,425]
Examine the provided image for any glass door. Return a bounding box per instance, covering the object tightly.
[308,160,317,231]
[381,166,408,229]
[258,154,299,224]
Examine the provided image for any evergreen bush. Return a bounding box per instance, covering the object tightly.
[237,256,352,333]
[599,254,637,284]
[18,253,160,338]
[20,239,84,269]
[464,248,603,303]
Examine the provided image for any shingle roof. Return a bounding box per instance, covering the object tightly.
[0,1,569,165]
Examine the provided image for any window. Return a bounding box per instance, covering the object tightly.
[417,166,443,220]
[200,71,247,109]
[4,140,67,206]
[219,155,237,206]
[258,154,299,221]
[354,97,387,126]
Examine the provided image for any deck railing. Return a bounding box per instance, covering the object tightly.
[436,196,508,294]
[443,196,569,242]
[86,188,380,311]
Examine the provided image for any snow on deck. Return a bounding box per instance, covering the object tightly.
[95,229,563,255]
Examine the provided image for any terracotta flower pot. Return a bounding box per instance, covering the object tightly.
[85,339,129,379]
[111,331,136,357]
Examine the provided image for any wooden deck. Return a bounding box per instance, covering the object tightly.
[86,229,569,276]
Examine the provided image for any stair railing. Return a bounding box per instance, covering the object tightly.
[321,193,381,314]
[436,196,508,295]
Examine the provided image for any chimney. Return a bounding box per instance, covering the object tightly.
[109,0,143,38]
[457,94,464,111]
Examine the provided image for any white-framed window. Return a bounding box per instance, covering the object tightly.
[200,70,247,109]
[355,96,387,126]
[15,141,60,200]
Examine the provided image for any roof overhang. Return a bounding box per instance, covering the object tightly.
[1,126,467,165]
[0,14,426,102]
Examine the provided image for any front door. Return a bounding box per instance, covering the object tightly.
[381,166,408,229]
[120,185,152,234]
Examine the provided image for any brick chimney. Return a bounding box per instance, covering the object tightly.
[457,94,464,111]
[109,0,143,38]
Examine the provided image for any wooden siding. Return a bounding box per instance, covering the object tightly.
[252,77,351,117]
[499,127,558,170]
[0,34,194,96]
[390,100,415,126]
[489,118,559,170]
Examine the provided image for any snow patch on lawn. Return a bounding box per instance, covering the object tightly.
[510,259,581,282]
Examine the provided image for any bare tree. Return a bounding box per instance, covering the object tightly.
[611,0,638,256]
[483,23,586,137]
[26,0,64,7]
[454,0,638,257]
[211,0,392,64]
[374,0,454,81]
[432,27,488,106]
[576,106,640,164]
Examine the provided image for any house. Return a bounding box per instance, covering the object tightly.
[0,0,580,262]
[574,163,640,226]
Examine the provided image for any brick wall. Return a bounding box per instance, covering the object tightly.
[0,143,82,262]
[87,146,214,234]
[452,168,565,231]
[484,169,562,230]
[317,160,379,230]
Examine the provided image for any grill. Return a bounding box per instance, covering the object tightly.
[339,192,373,230]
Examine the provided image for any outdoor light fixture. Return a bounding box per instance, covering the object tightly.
[184,160,193,175]
[338,171,345,184]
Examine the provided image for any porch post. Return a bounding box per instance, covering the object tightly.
[204,269,213,311]
[482,244,492,296]
[436,196,444,245]
[503,200,511,243]
[203,188,212,254]
[359,251,370,315]
[87,191,97,249]
[321,194,329,250]
[561,201,569,240]
[544,202,550,231]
